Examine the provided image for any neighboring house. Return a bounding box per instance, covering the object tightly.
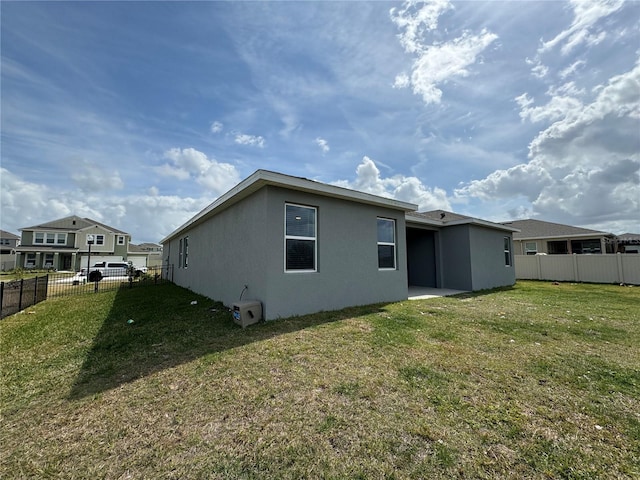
[0,230,20,271]
[500,219,615,255]
[15,216,132,271]
[134,242,164,267]
[615,233,640,254]
[137,242,163,253]
[162,170,516,321]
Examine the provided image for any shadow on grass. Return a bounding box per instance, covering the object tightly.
[68,283,389,399]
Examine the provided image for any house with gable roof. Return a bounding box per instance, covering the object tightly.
[500,219,615,255]
[162,170,517,321]
[15,216,132,271]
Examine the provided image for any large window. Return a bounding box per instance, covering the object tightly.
[547,240,568,254]
[377,218,396,270]
[504,237,512,266]
[571,239,601,254]
[34,232,66,245]
[285,203,316,272]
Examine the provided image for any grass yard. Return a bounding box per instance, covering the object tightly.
[1,281,638,479]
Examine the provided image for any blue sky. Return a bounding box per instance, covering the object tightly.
[1,0,638,243]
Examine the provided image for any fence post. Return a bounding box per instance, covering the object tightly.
[1,282,3,314]
[33,275,38,305]
[616,253,624,284]
[18,278,24,311]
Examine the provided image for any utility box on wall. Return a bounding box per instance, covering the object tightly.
[232,300,262,328]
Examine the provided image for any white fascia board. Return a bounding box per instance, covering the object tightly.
[406,214,520,233]
[405,215,443,228]
[161,170,418,244]
[446,218,520,233]
[515,233,611,241]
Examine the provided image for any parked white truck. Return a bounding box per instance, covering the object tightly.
[81,261,146,282]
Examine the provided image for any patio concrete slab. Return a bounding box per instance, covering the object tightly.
[408,287,468,300]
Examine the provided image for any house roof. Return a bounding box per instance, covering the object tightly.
[617,233,640,244]
[0,230,20,240]
[407,210,519,233]
[501,219,612,240]
[20,215,129,235]
[162,170,419,243]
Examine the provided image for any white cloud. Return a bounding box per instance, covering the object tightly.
[234,134,265,148]
[315,137,330,154]
[334,157,451,211]
[69,158,125,192]
[539,0,625,55]
[391,2,498,105]
[0,166,210,244]
[210,121,224,133]
[458,61,640,227]
[157,147,240,196]
[389,0,452,54]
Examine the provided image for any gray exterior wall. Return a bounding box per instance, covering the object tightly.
[468,225,515,290]
[165,185,409,320]
[438,225,473,290]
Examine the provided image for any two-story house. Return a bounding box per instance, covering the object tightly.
[0,230,20,271]
[15,216,132,271]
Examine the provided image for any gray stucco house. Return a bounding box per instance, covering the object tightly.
[162,170,516,320]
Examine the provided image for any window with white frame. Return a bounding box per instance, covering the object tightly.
[504,236,512,266]
[44,253,54,267]
[525,242,537,255]
[25,253,36,267]
[94,234,105,246]
[179,238,183,268]
[285,203,317,272]
[183,236,189,268]
[377,218,396,270]
[117,236,125,245]
[35,232,67,245]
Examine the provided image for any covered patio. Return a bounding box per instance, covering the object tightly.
[407,286,468,300]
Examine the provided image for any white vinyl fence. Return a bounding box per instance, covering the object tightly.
[514,254,640,285]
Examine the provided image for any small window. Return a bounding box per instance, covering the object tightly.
[34,232,44,244]
[377,218,396,270]
[285,203,317,272]
[183,236,189,268]
[525,242,537,255]
[94,235,105,246]
[45,233,55,244]
[44,253,54,267]
[504,237,512,266]
[117,236,125,246]
[179,238,183,268]
[56,233,67,245]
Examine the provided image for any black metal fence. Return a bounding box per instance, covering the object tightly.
[1,276,49,319]
[1,265,173,319]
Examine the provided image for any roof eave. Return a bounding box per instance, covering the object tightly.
[162,170,418,243]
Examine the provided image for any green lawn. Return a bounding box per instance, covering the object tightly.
[1,281,638,479]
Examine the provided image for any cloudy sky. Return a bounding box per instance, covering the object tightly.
[1,0,638,243]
